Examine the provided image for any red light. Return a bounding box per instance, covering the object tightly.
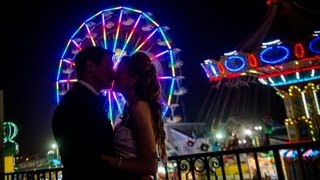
[294,43,305,59]
[248,54,258,68]
[217,62,226,74]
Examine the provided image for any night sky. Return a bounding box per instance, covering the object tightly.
[1,0,317,157]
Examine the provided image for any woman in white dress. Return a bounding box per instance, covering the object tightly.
[102,52,167,179]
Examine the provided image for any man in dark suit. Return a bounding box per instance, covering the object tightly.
[52,46,115,179]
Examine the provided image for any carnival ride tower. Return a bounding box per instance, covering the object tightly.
[201,0,320,142]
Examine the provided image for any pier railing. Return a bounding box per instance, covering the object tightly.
[4,140,320,180]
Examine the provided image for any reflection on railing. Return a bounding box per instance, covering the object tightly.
[3,141,320,180]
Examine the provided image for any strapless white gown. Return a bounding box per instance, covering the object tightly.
[113,120,138,158]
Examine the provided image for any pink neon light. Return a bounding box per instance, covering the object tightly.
[85,24,96,46]
[58,79,77,83]
[62,59,75,66]
[71,40,82,50]
[134,29,158,53]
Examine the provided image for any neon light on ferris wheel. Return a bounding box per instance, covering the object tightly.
[55,6,185,120]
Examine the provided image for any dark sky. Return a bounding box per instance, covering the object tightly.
[1,0,316,157]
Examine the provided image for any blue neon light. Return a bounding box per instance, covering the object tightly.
[224,55,246,72]
[309,36,320,54]
[259,45,290,65]
[309,150,320,158]
[210,64,219,76]
[202,62,219,77]
[270,74,320,87]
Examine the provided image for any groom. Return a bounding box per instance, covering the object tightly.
[52,46,115,179]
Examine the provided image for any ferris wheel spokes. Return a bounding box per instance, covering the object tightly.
[112,9,123,53]
[115,14,143,67]
[133,28,158,53]
[56,6,185,122]
[85,23,96,46]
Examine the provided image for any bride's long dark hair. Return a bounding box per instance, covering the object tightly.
[126,52,167,164]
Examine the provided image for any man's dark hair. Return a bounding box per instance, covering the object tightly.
[75,46,114,79]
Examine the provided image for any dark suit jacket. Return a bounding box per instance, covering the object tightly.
[52,82,114,180]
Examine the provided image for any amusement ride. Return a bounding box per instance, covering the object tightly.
[200,1,320,178]
[201,0,320,143]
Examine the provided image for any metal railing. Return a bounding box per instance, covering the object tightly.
[167,140,320,180]
[4,168,63,180]
[3,141,320,180]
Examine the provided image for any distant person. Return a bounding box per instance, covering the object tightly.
[229,134,239,150]
[261,133,270,146]
[244,135,253,148]
[51,46,115,180]
[101,52,167,179]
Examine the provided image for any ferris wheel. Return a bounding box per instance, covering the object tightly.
[56,6,186,121]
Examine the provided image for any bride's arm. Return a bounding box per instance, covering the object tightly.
[102,101,158,175]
